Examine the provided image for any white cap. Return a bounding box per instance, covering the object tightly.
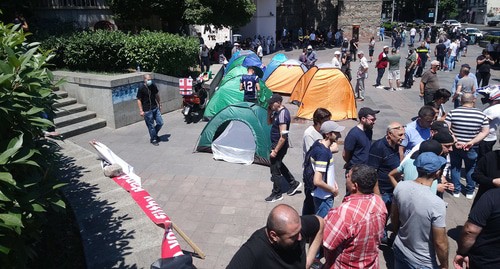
[307,45,313,50]
[234,43,240,46]
[334,51,341,55]
[383,45,390,49]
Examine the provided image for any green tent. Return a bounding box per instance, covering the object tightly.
[203,67,272,119]
[196,102,271,166]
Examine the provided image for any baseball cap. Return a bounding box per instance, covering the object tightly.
[268,94,283,106]
[358,107,380,118]
[419,140,443,156]
[414,152,447,173]
[307,45,313,50]
[432,130,454,144]
[430,121,449,131]
[234,43,240,46]
[320,120,346,134]
[357,50,364,55]
[383,45,390,49]
[334,51,341,55]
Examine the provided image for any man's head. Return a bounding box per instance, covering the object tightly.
[417,106,436,129]
[414,152,447,179]
[143,74,153,86]
[312,108,332,127]
[460,65,470,77]
[460,92,475,105]
[386,122,405,146]
[268,94,283,111]
[383,46,389,53]
[432,129,454,155]
[334,51,341,57]
[320,120,345,142]
[432,88,451,105]
[357,51,364,58]
[307,45,313,53]
[347,164,378,195]
[358,107,379,130]
[430,60,440,71]
[482,48,489,56]
[391,47,397,54]
[247,66,255,75]
[266,204,302,250]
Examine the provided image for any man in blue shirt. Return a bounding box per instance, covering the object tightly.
[400,105,436,157]
[240,66,260,103]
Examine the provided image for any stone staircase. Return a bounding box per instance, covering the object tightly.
[53,90,107,138]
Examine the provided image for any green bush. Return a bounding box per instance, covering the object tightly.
[0,22,66,267]
[485,35,500,43]
[40,30,199,76]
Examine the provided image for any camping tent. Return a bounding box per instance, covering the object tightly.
[196,102,271,166]
[290,64,357,120]
[262,54,288,81]
[264,59,308,94]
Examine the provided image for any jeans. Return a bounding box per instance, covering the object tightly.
[450,146,478,195]
[393,245,434,269]
[410,35,415,46]
[376,68,385,86]
[270,143,295,194]
[144,107,163,142]
[355,77,366,99]
[448,55,456,71]
[313,196,333,218]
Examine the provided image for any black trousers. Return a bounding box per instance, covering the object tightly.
[476,72,491,87]
[403,67,415,87]
[270,143,295,194]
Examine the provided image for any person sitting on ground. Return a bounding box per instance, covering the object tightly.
[227,204,324,269]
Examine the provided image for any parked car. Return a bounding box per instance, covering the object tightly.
[443,19,461,28]
[413,19,425,25]
[487,16,500,26]
[485,31,500,39]
[462,28,484,39]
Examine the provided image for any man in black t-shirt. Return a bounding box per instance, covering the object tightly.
[435,39,447,70]
[454,188,500,269]
[227,204,323,269]
[476,49,495,87]
[136,74,163,146]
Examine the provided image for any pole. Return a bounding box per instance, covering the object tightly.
[391,0,395,23]
[434,0,439,26]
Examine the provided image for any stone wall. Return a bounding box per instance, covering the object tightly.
[337,0,382,42]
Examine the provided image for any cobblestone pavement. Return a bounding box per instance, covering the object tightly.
[68,38,499,268]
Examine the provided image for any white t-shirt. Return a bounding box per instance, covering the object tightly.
[484,104,500,142]
[331,56,341,68]
[257,45,263,57]
[303,126,322,158]
[410,28,417,36]
[449,42,458,57]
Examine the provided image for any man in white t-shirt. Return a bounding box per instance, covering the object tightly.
[409,27,417,46]
[331,51,342,68]
[448,40,459,71]
[478,86,500,159]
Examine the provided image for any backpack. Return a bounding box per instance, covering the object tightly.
[302,140,329,192]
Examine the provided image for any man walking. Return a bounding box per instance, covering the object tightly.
[392,152,449,269]
[136,74,163,146]
[266,94,302,202]
[446,93,489,199]
[355,51,369,101]
[374,46,389,88]
[240,66,260,103]
[420,60,441,105]
[323,164,387,269]
[387,48,401,91]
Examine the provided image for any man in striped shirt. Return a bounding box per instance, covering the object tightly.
[323,164,387,269]
[445,93,489,199]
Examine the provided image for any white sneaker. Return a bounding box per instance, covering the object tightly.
[376,85,384,89]
[453,192,460,198]
[396,88,403,91]
[466,193,474,200]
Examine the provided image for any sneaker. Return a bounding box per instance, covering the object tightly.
[376,85,385,89]
[151,139,159,146]
[265,193,283,202]
[453,192,460,198]
[466,193,474,200]
[389,88,396,91]
[287,181,302,196]
[396,87,403,91]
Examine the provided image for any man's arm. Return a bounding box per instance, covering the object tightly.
[432,226,449,269]
[390,202,400,234]
[388,168,402,188]
[271,124,287,158]
[472,154,500,187]
[155,93,161,111]
[255,81,260,93]
[306,216,324,269]
[464,126,489,150]
[419,81,425,98]
[137,100,144,117]
[452,84,462,102]
[454,221,482,269]
[342,149,352,164]
[313,171,338,196]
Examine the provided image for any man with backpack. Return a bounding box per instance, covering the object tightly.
[303,120,345,218]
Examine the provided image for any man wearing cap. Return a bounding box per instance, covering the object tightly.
[451,64,478,108]
[323,164,387,269]
[266,94,302,202]
[402,46,418,89]
[374,46,390,88]
[400,105,436,157]
[306,45,317,69]
[355,51,369,101]
[227,204,324,269]
[307,120,344,217]
[477,86,500,159]
[240,66,260,103]
[420,60,441,105]
[343,107,379,174]
[452,65,477,106]
[392,152,449,269]
[331,51,341,69]
[231,43,241,57]
[387,47,402,91]
[446,93,489,199]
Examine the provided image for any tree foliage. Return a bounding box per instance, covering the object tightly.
[0,19,65,267]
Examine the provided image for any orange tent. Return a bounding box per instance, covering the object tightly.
[290,64,357,120]
[265,60,308,94]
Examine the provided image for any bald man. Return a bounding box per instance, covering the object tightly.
[227,204,323,269]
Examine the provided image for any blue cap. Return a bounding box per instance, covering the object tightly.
[414,152,447,174]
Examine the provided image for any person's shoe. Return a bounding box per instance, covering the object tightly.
[265,193,283,202]
[373,84,380,87]
[466,193,474,200]
[151,139,159,146]
[376,85,385,89]
[453,192,460,198]
[287,181,302,196]
[310,259,323,269]
[396,87,403,91]
[388,88,396,91]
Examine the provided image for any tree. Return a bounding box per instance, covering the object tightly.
[438,0,458,20]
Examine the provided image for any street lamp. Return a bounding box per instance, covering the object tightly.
[391,0,395,23]
[434,0,439,25]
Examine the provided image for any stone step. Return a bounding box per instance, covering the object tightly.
[54,90,68,98]
[54,110,97,128]
[58,118,107,139]
[55,103,87,117]
[54,97,77,108]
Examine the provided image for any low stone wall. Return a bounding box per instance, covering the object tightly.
[53,71,184,129]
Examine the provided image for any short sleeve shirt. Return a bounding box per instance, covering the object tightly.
[457,76,476,94]
[368,137,400,193]
[310,142,337,199]
[401,120,431,156]
[271,107,291,147]
[240,74,260,101]
[344,126,372,170]
[421,70,439,92]
[476,55,492,73]
[387,54,401,70]
[136,83,159,112]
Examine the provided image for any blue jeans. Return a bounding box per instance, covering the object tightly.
[144,107,163,142]
[450,146,478,195]
[448,55,456,71]
[376,68,385,86]
[393,245,434,269]
[313,196,333,218]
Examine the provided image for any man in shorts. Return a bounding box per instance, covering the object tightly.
[387,48,402,91]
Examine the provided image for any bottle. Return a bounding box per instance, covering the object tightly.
[136,65,141,72]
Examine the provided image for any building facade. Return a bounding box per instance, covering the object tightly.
[466,0,500,25]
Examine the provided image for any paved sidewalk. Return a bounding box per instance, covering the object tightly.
[65,39,499,268]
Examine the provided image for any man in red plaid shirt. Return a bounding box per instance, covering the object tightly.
[322,164,387,268]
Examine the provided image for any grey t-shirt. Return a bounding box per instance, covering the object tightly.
[393,180,446,268]
[387,54,401,70]
[457,76,475,93]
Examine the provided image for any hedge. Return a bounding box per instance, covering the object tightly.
[40,30,199,77]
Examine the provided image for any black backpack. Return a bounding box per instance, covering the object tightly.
[303,140,329,192]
